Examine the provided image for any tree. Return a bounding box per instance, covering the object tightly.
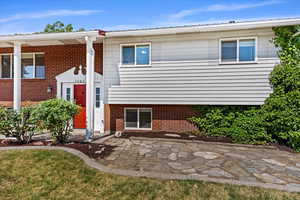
[43,21,85,33]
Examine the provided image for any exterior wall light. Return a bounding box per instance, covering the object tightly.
[47,85,52,93]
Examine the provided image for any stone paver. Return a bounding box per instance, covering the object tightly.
[96,137,300,189]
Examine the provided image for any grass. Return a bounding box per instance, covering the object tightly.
[0,150,299,200]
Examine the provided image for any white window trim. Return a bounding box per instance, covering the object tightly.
[219,37,258,64]
[0,52,45,79]
[124,107,152,130]
[120,43,151,67]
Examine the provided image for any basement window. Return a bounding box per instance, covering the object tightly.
[0,53,45,79]
[124,108,152,130]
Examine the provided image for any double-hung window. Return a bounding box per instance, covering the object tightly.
[124,108,152,130]
[220,38,257,63]
[121,43,150,66]
[0,53,45,79]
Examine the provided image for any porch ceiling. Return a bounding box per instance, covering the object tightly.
[0,30,104,48]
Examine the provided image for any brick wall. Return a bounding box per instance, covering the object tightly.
[104,104,199,133]
[0,43,103,103]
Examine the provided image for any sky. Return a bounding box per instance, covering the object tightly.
[0,0,299,35]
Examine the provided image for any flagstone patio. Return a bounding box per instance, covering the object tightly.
[95,136,300,189]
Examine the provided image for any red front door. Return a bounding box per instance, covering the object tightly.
[73,85,86,129]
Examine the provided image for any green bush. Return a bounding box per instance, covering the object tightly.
[33,99,79,143]
[0,106,39,144]
[189,25,300,151]
[190,106,243,137]
[190,107,271,144]
[285,131,300,152]
[229,110,272,144]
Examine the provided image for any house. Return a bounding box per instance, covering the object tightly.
[0,18,299,138]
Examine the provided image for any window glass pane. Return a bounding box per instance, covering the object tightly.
[1,55,11,78]
[35,54,45,78]
[221,41,237,62]
[95,88,101,108]
[136,45,149,65]
[66,88,71,101]
[22,54,34,78]
[239,39,255,61]
[139,109,151,129]
[125,109,138,128]
[122,46,135,65]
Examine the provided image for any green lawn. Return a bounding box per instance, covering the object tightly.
[0,150,299,200]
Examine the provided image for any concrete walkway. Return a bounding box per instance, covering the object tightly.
[0,137,300,192]
[96,136,300,192]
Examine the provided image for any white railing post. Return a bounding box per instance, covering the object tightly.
[85,36,96,141]
[13,42,22,112]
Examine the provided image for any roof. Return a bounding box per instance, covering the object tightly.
[0,30,105,48]
[105,18,300,37]
[0,18,299,46]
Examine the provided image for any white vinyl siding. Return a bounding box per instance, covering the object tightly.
[104,28,278,105]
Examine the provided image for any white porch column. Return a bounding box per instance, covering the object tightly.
[13,42,22,112]
[85,36,96,140]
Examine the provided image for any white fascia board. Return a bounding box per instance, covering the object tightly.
[106,18,300,37]
[0,31,102,42]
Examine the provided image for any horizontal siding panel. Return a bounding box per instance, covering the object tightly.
[120,76,269,83]
[120,79,270,85]
[109,86,272,91]
[108,94,269,98]
[108,99,265,105]
[120,72,272,79]
[120,66,273,77]
[110,83,270,88]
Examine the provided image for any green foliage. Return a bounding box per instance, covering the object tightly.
[190,107,271,144]
[228,110,272,144]
[272,26,300,65]
[33,99,79,143]
[190,25,300,151]
[269,64,300,94]
[43,21,85,33]
[0,106,38,144]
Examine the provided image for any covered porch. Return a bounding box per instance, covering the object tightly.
[0,30,105,139]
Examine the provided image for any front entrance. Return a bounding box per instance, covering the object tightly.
[73,85,86,129]
[56,67,104,132]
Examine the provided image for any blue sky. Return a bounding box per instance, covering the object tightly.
[0,0,299,34]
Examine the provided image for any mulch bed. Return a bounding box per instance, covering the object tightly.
[120,131,295,153]
[0,139,115,159]
[120,131,233,143]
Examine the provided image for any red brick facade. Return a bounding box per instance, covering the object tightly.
[104,104,198,133]
[1,44,198,133]
[0,44,103,103]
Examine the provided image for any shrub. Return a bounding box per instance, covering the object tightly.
[33,99,79,143]
[284,131,300,152]
[0,106,38,144]
[189,106,242,137]
[190,107,272,144]
[228,110,272,144]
